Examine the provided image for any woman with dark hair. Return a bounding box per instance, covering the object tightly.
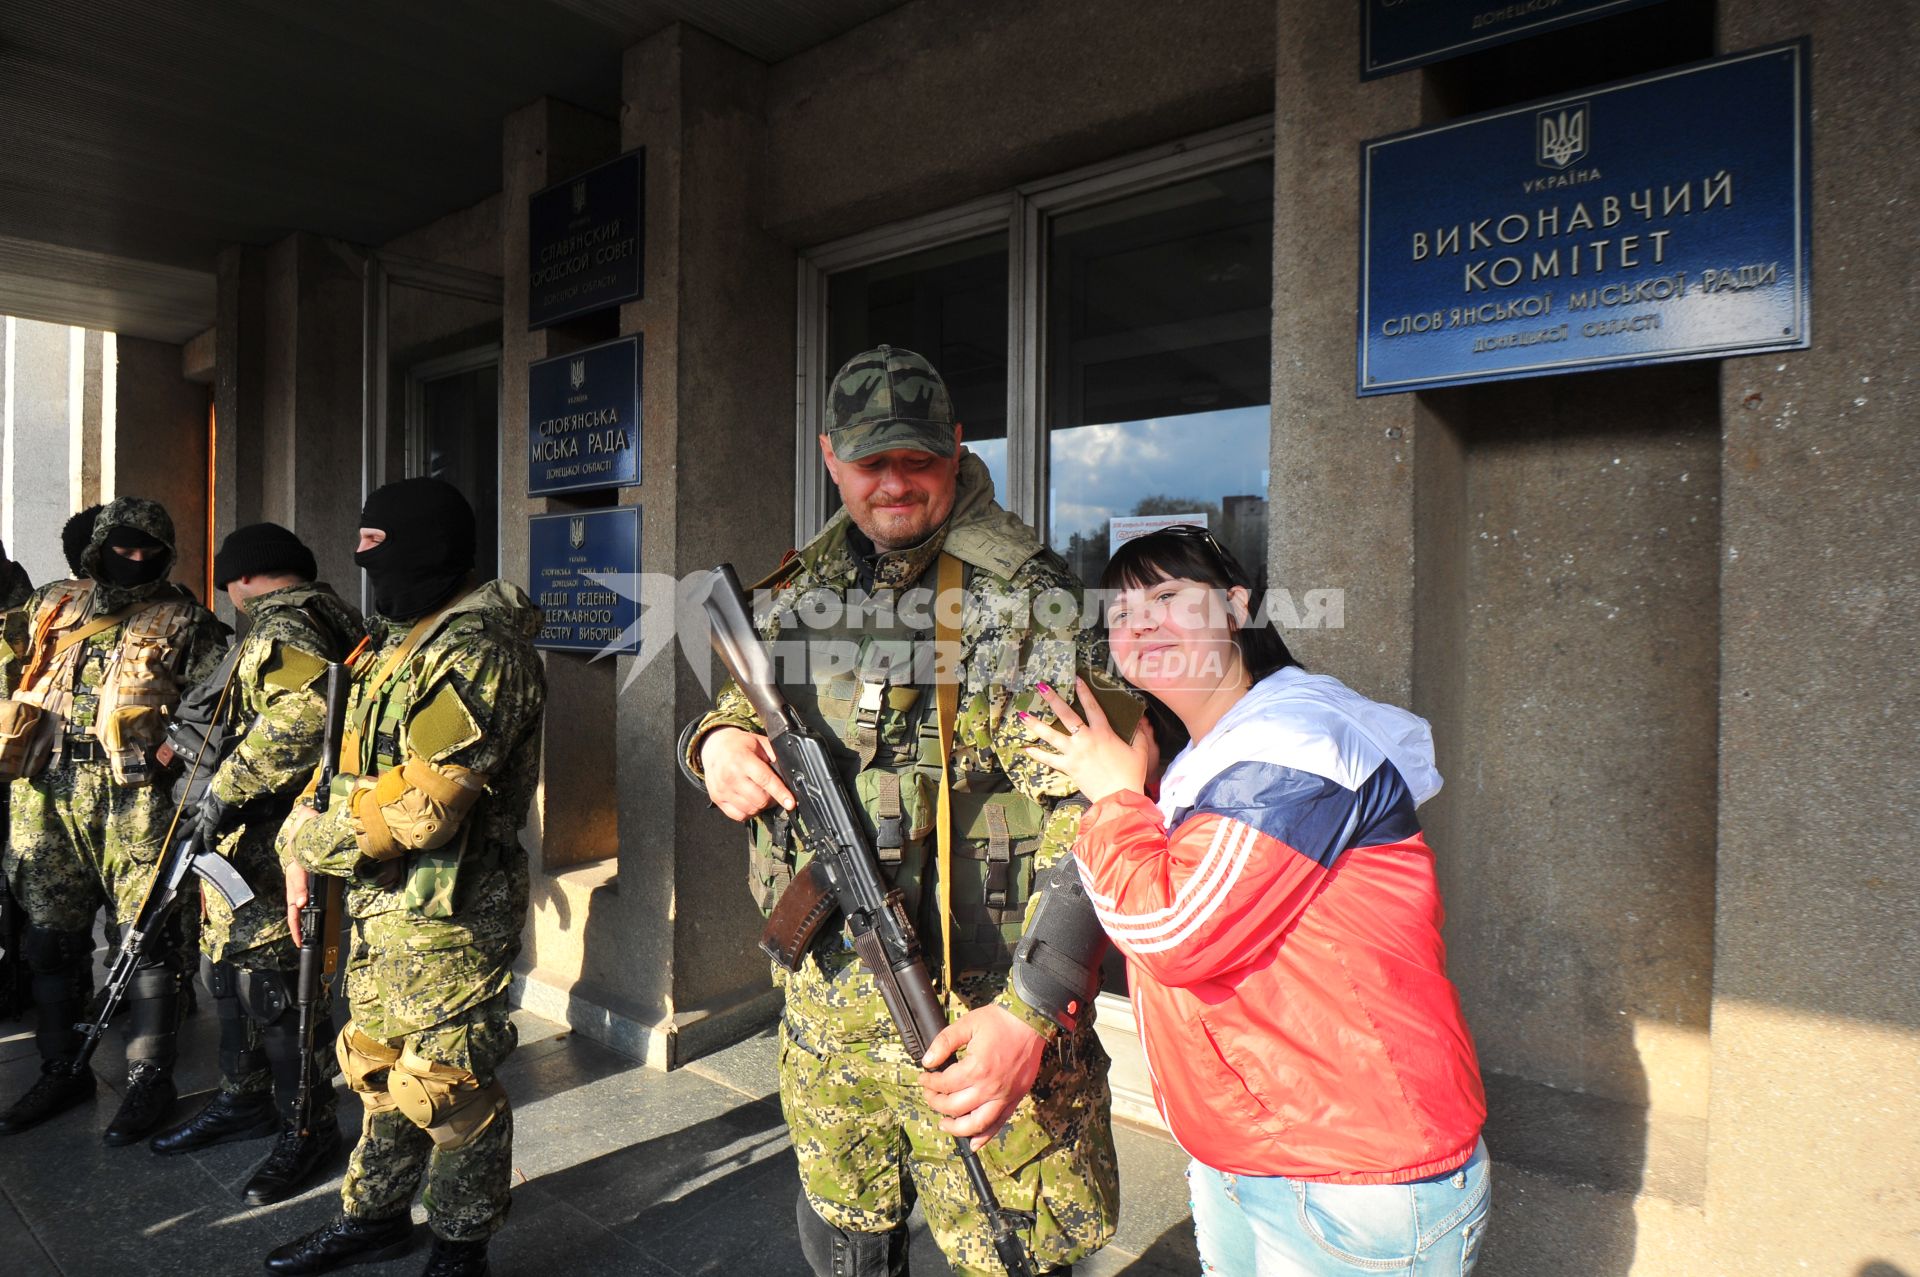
[1021,526,1489,1275]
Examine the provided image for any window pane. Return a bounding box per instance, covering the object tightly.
[417,362,500,581]
[1046,161,1273,590]
[826,234,1010,507]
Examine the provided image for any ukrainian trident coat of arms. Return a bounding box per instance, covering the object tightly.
[1536,103,1589,170]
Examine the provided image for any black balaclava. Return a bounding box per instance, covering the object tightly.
[98,526,169,588]
[63,504,105,577]
[355,477,476,621]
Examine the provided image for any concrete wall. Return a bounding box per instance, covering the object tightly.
[763,0,1277,243]
[1708,0,1920,1271]
[0,320,204,594]
[114,335,210,599]
[1,317,86,585]
[1276,0,1919,1269]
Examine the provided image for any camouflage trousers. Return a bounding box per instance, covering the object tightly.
[777,958,1119,1276]
[339,992,518,1242]
[5,759,197,963]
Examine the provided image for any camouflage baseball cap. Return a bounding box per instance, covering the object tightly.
[826,344,957,461]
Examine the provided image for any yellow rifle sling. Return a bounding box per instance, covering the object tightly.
[934,552,961,999]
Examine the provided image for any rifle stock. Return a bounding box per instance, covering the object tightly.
[701,565,1037,1277]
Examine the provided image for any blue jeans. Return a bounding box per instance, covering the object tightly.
[1187,1139,1491,1275]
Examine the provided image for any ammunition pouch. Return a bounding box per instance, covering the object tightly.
[336,1022,402,1115]
[1009,856,1109,1033]
[387,1047,508,1150]
[235,965,293,1026]
[0,698,51,780]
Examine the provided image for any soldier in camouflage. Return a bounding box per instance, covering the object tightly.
[683,346,1122,1276]
[267,478,544,1277]
[0,497,228,1142]
[0,537,33,1019]
[147,523,366,1206]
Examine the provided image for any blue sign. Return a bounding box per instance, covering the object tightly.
[529,150,644,328]
[1358,42,1810,397]
[1363,0,1667,79]
[528,336,641,496]
[530,508,640,654]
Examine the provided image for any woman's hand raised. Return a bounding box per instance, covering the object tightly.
[1020,677,1152,804]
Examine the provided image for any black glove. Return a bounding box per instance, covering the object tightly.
[187,792,235,852]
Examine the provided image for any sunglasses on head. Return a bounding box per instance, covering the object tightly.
[1141,524,1241,578]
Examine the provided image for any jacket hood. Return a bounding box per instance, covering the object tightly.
[1161,666,1444,816]
[446,578,543,642]
[81,496,178,612]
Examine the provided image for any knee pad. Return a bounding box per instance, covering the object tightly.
[387,1047,508,1151]
[205,959,265,1080]
[795,1192,909,1277]
[234,966,293,1026]
[126,965,182,1066]
[22,925,89,974]
[335,1022,403,1116]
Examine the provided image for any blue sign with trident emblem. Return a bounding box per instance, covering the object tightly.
[528,335,641,496]
[529,507,641,654]
[1358,41,1811,396]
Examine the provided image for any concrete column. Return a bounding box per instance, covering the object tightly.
[514,26,797,1070]
[498,98,634,1046]
[1269,3,1424,703]
[1709,1,1920,1270]
[214,244,268,615]
[253,233,364,593]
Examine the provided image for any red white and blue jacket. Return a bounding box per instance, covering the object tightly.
[1074,667,1485,1182]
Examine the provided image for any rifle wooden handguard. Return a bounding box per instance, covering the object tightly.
[759,858,840,971]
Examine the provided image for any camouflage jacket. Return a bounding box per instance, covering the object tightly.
[686,452,1120,1038]
[277,579,545,938]
[206,582,365,811]
[196,583,364,957]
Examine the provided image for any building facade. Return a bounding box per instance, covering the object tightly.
[0,1,1912,1272]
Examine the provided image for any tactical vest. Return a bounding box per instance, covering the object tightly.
[6,580,198,784]
[749,551,1051,981]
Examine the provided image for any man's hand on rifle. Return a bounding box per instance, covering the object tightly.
[918,1004,1048,1150]
[284,863,311,946]
[187,792,234,853]
[699,727,797,822]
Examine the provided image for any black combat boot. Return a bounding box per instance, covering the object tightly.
[265,1213,413,1275]
[149,1089,279,1155]
[244,1118,343,1205]
[0,1061,95,1135]
[420,1237,490,1277]
[104,1059,179,1146]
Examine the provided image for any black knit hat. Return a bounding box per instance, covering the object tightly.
[213,522,318,591]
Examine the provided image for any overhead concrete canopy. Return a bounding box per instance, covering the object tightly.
[0,0,904,340]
